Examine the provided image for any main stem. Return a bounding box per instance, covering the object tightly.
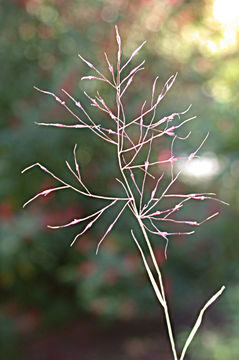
[137,217,178,360]
[115,82,178,359]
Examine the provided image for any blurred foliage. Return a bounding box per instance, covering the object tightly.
[0,0,239,358]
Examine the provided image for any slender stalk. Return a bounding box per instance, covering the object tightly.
[179,285,225,360]
[137,216,178,360]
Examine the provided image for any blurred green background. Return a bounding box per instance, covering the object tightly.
[1,0,238,359]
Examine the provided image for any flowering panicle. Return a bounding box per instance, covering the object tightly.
[22,26,227,360]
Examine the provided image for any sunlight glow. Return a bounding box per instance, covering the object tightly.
[212,0,239,50]
[213,0,239,27]
[177,154,220,182]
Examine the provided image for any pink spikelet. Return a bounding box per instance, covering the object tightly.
[22,185,69,208]
[115,25,121,68]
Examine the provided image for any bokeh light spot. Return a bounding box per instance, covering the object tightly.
[176,154,221,183]
[213,0,239,27]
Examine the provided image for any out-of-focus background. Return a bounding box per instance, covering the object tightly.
[1,0,238,359]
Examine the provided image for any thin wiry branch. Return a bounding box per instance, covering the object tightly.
[22,162,130,202]
[48,200,117,230]
[96,200,130,254]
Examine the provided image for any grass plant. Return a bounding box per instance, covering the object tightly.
[22,26,226,359]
